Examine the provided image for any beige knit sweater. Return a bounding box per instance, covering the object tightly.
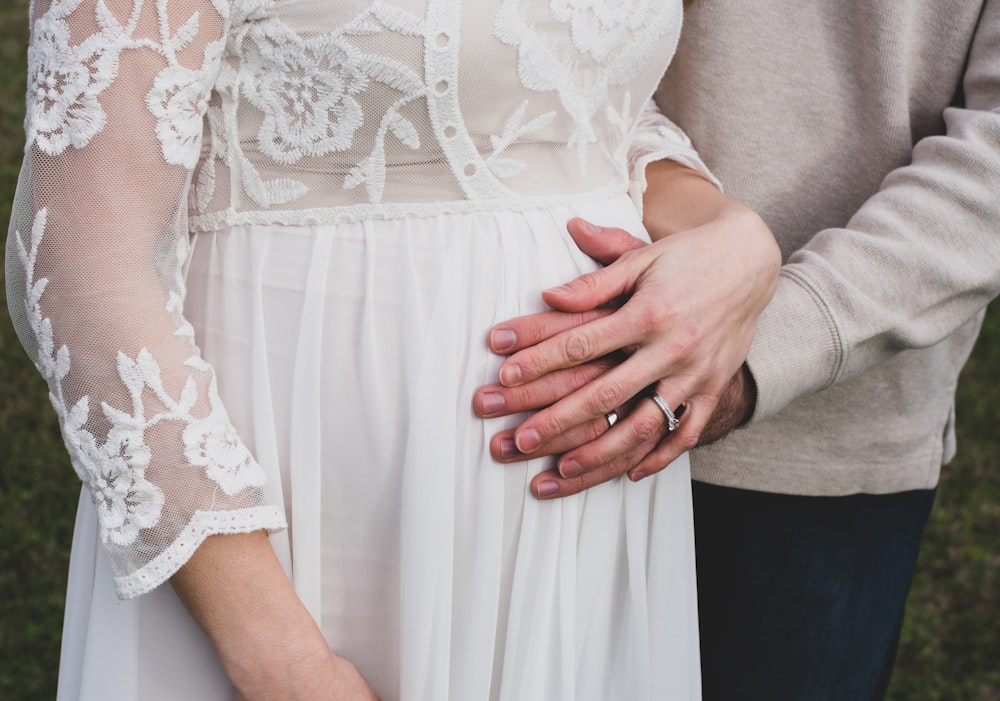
[657,0,1000,495]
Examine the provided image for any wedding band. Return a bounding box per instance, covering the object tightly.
[605,410,620,428]
[649,391,680,432]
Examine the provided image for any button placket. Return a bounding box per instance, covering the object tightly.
[424,0,510,200]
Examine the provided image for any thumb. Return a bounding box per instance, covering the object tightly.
[566,217,647,265]
[541,218,647,311]
[541,258,635,312]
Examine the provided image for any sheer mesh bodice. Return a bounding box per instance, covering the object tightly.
[7,0,709,598]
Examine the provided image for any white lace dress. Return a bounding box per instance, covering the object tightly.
[7,1,714,699]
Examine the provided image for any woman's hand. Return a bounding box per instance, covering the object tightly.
[233,647,381,701]
[473,186,780,498]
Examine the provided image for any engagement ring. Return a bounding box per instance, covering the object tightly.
[648,391,680,432]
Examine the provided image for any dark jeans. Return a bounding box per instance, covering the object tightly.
[693,481,936,701]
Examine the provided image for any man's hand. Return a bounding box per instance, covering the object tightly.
[473,200,778,498]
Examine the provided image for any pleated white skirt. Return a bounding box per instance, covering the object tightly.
[58,195,701,701]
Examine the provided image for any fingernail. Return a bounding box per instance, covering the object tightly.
[490,328,516,352]
[516,428,541,453]
[482,392,504,415]
[499,364,522,386]
[580,219,602,235]
[628,469,646,482]
[559,459,581,478]
[498,437,518,458]
[535,480,559,498]
[543,284,573,296]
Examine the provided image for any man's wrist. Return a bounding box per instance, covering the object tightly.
[698,364,757,446]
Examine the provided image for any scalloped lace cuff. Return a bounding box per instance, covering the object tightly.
[114,505,288,599]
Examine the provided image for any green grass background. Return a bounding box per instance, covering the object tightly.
[0,0,996,698]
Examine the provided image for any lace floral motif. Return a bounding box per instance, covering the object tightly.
[14,210,161,547]
[26,0,121,155]
[550,0,653,63]
[494,0,676,169]
[208,2,429,206]
[67,419,165,547]
[27,0,225,166]
[485,101,556,180]
[242,21,368,165]
[182,364,267,496]
[14,209,265,548]
[192,105,229,212]
[147,62,218,169]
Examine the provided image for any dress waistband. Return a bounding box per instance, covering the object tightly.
[187,185,630,233]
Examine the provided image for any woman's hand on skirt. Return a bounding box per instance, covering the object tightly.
[473,208,778,498]
[233,650,381,701]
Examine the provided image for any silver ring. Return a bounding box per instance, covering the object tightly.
[605,410,619,428]
[649,392,680,432]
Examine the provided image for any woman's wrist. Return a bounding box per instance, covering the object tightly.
[642,159,733,240]
[169,531,332,692]
[218,595,333,694]
[225,625,338,698]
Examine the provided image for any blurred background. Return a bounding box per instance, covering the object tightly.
[0,0,997,698]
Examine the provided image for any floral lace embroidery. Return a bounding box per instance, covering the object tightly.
[14,209,266,548]
[27,0,227,166]
[494,0,676,169]
[484,100,557,180]
[207,1,429,207]
[550,0,654,63]
[26,0,121,155]
[241,20,369,165]
[190,0,681,212]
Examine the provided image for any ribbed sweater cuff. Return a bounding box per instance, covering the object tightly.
[745,267,843,422]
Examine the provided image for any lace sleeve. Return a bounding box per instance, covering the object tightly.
[4,0,285,599]
[627,97,722,215]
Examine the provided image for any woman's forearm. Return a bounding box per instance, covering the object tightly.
[169,531,338,696]
[642,159,737,240]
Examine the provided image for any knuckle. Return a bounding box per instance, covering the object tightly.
[535,412,567,440]
[511,384,542,411]
[582,445,614,471]
[583,418,606,443]
[588,381,625,415]
[634,303,670,336]
[561,331,592,363]
[677,429,700,452]
[515,352,544,380]
[524,313,561,343]
[631,414,664,444]
[528,372,577,406]
[564,476,590,496]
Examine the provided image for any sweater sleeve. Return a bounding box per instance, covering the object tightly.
[4,0,285,599]
[627,97,721,215]
[746,1,1000,422]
